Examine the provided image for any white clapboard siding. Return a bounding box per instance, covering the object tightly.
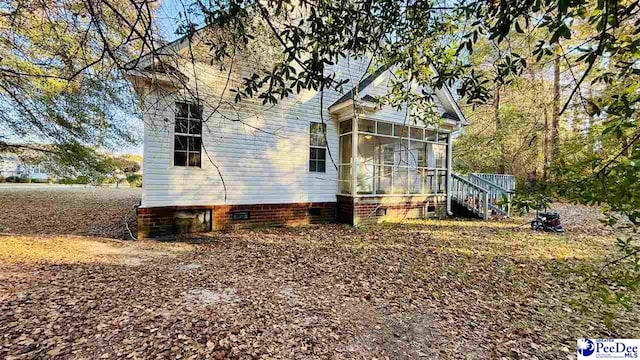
[140,52,451,208]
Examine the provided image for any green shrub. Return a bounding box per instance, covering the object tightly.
[0,176,4,183]
[126,174,142,188]
[5,176,30,183]
[58,176,89,185]
[77,175,90,184]
[30,178,49,183]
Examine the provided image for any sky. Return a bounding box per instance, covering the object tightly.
[156,0,204,42]
[121,1,182,156]
[156,0,183,41]
[119,0,196,156]
[123,0,207,156]
[2,2,190,157]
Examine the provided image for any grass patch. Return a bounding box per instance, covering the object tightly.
[0,235,195,264]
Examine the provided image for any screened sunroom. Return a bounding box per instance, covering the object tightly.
[337,117,451,197]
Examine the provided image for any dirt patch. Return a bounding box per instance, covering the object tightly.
[550,202,615,235]
[176,263,202,272]
[278,285,298,306]
[509,201,615,236]
[348,312,474,359]
[184,288,240,306]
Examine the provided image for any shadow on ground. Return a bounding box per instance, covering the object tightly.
[0,189,635,358]
[1,220,636,359]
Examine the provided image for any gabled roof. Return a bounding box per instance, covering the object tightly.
[442,112,459,121]
[124,25,209,71]
[124,37,193,91]
[126,25,469,125]
[328,65,468,124]
[330,66,389,108]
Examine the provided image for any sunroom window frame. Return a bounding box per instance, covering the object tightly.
[337,117,451,197]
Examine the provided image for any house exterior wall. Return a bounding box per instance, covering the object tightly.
[135,40,458,237]
[140,61,452,204]
[335,194,446,227]
[141,58,375,209]
[0,154,49,180]
[336,195,355,226]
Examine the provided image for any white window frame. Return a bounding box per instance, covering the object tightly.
[309,121,327,173]
[173,101,203,168]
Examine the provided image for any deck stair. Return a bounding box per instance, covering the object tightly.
[450,173,515,220]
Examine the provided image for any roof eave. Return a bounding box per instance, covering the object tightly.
[125,70,189,92]
[328,99,378,115]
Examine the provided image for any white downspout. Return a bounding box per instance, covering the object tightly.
[446,129,454,216]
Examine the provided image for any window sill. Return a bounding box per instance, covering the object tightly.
[337,193,447,198]
[171,166,204,171]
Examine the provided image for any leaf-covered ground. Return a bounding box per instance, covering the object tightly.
[0,188,638,359]
[0,187,140,239]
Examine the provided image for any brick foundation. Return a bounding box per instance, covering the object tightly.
[337,195,354,226]
[137,202,336,239]
[137,196,447,239]
[347,195,447,225]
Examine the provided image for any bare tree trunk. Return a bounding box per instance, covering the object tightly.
[587,81,594,130]
[530,65,547,179]
[572,106,581,134]
[543,107,550,180]
[550,58,561,170]
[494,83,506,174]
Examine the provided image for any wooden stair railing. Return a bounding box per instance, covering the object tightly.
[468,173,515,217]
[470,173,516,192]
[451,174,490,220]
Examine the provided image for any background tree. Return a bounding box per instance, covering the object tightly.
[0,0,157,166]
[103,155,141,187]
[453,34,552,181]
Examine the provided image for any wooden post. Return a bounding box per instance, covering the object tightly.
[352,116,358,196]
[446,132,453,215]
[482,191,489,221]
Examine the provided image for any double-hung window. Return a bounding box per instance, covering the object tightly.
[174,102,203,167]
[309,122,327,173]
